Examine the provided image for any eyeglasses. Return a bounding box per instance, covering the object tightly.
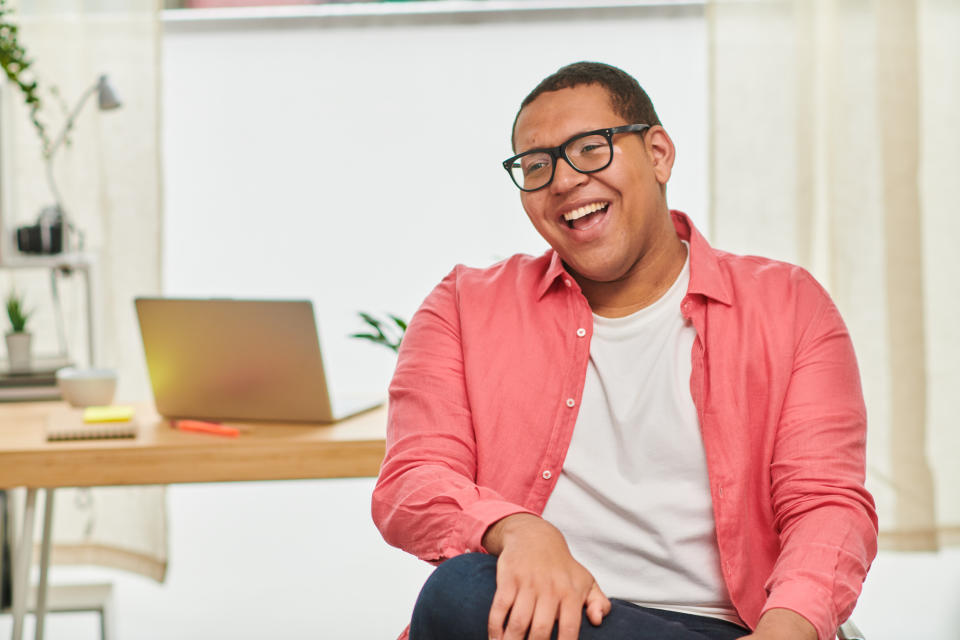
[502,124,650,192]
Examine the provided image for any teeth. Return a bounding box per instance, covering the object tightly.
[563,202,609,222]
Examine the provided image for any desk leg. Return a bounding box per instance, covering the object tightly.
[11,489,37,640]
[34,490,54,640]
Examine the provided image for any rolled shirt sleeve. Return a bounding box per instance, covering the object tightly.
[371,268,534,563]
[761,276,878,640]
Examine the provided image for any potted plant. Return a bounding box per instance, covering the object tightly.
[5,288,32,372]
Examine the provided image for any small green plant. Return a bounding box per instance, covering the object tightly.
[5,289,30,333]
[350,311,407,353]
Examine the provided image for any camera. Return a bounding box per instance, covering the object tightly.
[15,206,64,254]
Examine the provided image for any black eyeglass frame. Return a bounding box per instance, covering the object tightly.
[502,123,651,192]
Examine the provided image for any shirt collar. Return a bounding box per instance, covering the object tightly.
[536,250,573,300]
[670,210,733,306]
[534,210,733,305]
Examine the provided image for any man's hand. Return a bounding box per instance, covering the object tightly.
[737,608,818,640]
[482,513,610,640]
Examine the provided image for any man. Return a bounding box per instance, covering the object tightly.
[372,62,877,640]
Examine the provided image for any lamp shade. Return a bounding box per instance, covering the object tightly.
[96,75,122,111]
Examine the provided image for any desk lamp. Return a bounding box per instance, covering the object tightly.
[41,74,122,252]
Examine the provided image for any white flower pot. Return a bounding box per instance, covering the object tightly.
[5,331,33,373]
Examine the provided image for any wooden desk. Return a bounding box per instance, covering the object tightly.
[0,402,387,487]
[0,402,387,640]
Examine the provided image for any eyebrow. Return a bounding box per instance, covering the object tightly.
[514,128,598,155]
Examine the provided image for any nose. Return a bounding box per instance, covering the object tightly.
[550,156,587,194]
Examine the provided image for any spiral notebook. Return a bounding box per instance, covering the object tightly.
[45,407,138,441]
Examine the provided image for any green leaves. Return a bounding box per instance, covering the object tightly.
[0,0,52,154]
[350,311,407,353]
[5,289,30,334]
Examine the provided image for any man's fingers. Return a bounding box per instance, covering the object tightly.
[502,591,535,640]
[527,595,563,640]
[487,583,516,640]
[555,595,584,640]
[584,582,611,626]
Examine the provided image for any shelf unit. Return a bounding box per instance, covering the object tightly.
[0,251,97,368]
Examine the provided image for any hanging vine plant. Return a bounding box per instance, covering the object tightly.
[0,0,51,154]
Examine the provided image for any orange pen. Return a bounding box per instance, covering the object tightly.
[175,419,240,438]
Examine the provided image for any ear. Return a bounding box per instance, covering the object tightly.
[644,126,675,186]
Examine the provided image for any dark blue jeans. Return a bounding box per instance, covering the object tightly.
[411,553,749,640]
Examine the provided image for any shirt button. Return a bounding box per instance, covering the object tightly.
[564,279,572,287]
[542,470,552,480]
[576,328,586,337]
[565,398,576,408]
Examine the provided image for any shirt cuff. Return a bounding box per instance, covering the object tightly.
[762,580,836,640]
[455,499,536,556]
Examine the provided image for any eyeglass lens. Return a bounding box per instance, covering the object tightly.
[509,132,612,191]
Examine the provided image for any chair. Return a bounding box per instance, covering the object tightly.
[838,618,866,640]
[1,583,114,640]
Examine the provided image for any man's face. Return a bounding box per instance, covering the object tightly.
[513,84,673,285]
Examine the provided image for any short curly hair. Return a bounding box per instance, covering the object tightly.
[511,61,661,150]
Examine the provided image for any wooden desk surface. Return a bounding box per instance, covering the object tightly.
[0,402,387,488]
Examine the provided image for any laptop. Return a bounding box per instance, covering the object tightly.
[135,298,382,423]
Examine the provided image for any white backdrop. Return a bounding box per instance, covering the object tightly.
[161,5,709,407]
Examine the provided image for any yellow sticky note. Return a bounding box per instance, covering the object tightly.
[83,405,135,423]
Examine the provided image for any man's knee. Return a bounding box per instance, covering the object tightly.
[411,553,497,639]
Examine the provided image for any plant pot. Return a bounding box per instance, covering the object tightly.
[5,331,33,373]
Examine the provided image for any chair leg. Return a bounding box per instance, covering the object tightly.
[98,587,114,640]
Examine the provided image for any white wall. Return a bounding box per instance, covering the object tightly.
[160,4,709,402]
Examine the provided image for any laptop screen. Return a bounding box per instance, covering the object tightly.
[135,298,337,422]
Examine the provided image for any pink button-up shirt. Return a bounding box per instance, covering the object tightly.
[372,211,877,640]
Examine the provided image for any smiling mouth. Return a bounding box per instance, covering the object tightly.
[563,201,610,230]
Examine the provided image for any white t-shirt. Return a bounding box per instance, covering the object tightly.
[541,246,740,624]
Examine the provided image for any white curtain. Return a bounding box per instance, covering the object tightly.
[708,0,959,550]
[3,0,166,579]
